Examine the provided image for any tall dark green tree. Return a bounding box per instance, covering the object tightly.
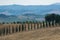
[45,13,60,23]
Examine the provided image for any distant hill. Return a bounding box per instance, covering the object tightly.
[0,14,45,22]
[0,3,60,22]
[0,14,20,22]
[0,3,60,15]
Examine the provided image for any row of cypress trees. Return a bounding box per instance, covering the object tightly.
[0,21,57,36]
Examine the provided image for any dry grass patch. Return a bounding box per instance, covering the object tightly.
[0,27,60,40]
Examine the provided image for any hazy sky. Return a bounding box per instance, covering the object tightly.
[0,0,60,5]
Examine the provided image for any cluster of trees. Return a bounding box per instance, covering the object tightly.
[45,13,60,23]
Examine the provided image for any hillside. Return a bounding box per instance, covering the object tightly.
[0,3,60,15]
[0,3,60,22]
[0,27,60,40]
[0,14,44,22]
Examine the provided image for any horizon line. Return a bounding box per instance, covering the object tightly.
[0,2,60,6]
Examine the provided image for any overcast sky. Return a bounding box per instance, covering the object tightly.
[0,0,60,5]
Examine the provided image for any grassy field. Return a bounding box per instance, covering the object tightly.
[0,27,60,40]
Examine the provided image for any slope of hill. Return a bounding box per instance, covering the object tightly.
[0,3,60,22]
[0,14,20,22]
[0,14,45,22]
[0,27,60,40]
[0,3,60,15]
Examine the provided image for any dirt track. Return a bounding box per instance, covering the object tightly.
[0,27,60,40]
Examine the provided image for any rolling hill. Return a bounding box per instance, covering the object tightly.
[0,3,60,15]
[0,3,60,22]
